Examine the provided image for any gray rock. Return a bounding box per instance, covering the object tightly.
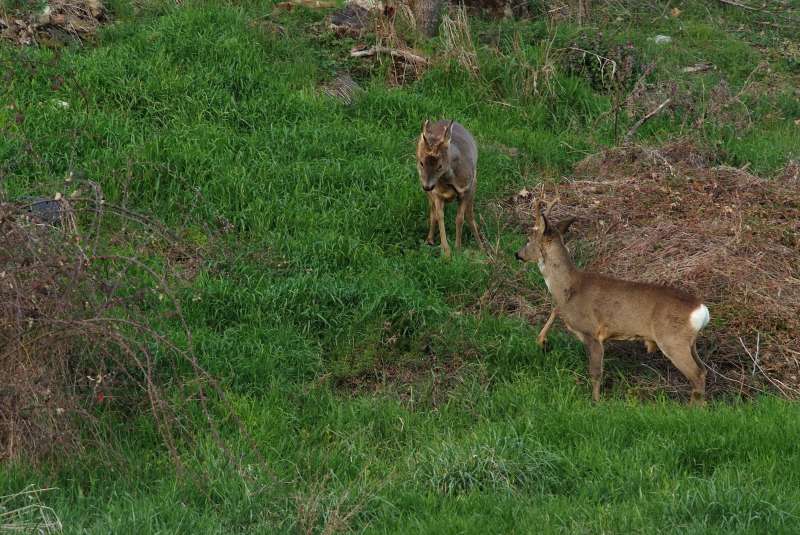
[20,197,63,226]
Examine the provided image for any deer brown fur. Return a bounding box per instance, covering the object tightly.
[416,119,482,257]
[516,199,710,404]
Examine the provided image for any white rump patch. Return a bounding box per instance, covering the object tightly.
[689,304,710,331]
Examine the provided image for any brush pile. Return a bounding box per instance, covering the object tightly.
[0,179,243,465]
[509,141,800,398]
[0,0,106,46]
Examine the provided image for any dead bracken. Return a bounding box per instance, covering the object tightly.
[505,141,799,399]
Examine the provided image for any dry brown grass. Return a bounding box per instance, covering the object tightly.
[502,140,799,398]
[321,73,363,106]
[372,2,427,85]
[294,472,377,535]
[440,4,479,77]
[0,486,62,533]
[545,0,591,24]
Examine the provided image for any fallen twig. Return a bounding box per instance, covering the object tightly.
[624,98,671,143]
[566,46,617,79]
[275,0,336,10]
[739,335,799,398]
[0,486,62,534]
[749,332,760,376]
[717,0,758,11]
[350,45,429,65]
[716,0,800,22]
[682,62,713,73]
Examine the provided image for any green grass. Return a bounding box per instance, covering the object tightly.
[2,0,800,532]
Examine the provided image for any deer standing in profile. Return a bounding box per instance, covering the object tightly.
[515,198,710,404]
[416,119,482,258]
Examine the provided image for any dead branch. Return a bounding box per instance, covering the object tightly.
[566,46,617,79]
[624,98,671,143]
[350,45,429,65]
[717,0,758,11]
[275,0,336,9]
[716,0,800,22]
[738,335,798,397]
[682,62,713,74]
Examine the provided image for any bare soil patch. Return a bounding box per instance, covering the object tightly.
[334,355,468,408]
[502,140,800,399]
[329,321,483,409]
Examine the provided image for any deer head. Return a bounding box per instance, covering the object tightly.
[417,119,455,192]
[515,198,575,264]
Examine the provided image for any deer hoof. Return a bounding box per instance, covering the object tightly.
[690,393,706,407]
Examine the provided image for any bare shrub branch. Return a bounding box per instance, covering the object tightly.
[0,180,265,475]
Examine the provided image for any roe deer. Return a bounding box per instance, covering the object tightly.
[416,119,482,257]
[515,198,710,404]
[535,229,661,353]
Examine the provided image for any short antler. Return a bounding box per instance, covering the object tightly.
[443,119,455,143]
[534,184,560,220]
[543,198,557,218]
[533,186,560,235]
[422,119,432,146]
[532,197,546,235]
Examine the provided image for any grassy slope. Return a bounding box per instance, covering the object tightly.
[2,0,800,532]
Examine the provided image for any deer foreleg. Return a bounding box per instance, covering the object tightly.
[426,194,436,245]
[537,307,558,347]
[434,196,450,258]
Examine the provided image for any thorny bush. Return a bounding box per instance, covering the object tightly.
[0,178,257,470]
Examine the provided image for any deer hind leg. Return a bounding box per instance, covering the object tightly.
[691,342,708,391]
[578,334,604,402]
[466,200,484,250]
[434,196,450,258]
[426,195,437,245]
[656,337,706,405]
[455,198,467,249]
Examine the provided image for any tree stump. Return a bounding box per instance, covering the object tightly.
[413,0,443,38]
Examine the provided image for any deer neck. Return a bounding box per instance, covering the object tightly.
[445,144,460,170]
[539,242,578,304]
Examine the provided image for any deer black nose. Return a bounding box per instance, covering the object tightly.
[515,252,523,261]
[423,185,434,192]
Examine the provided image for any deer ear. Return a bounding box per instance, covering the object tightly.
[422,120,432,146]
[541,212,554,236]
[443,120,454,144]
[555,217,576,237]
